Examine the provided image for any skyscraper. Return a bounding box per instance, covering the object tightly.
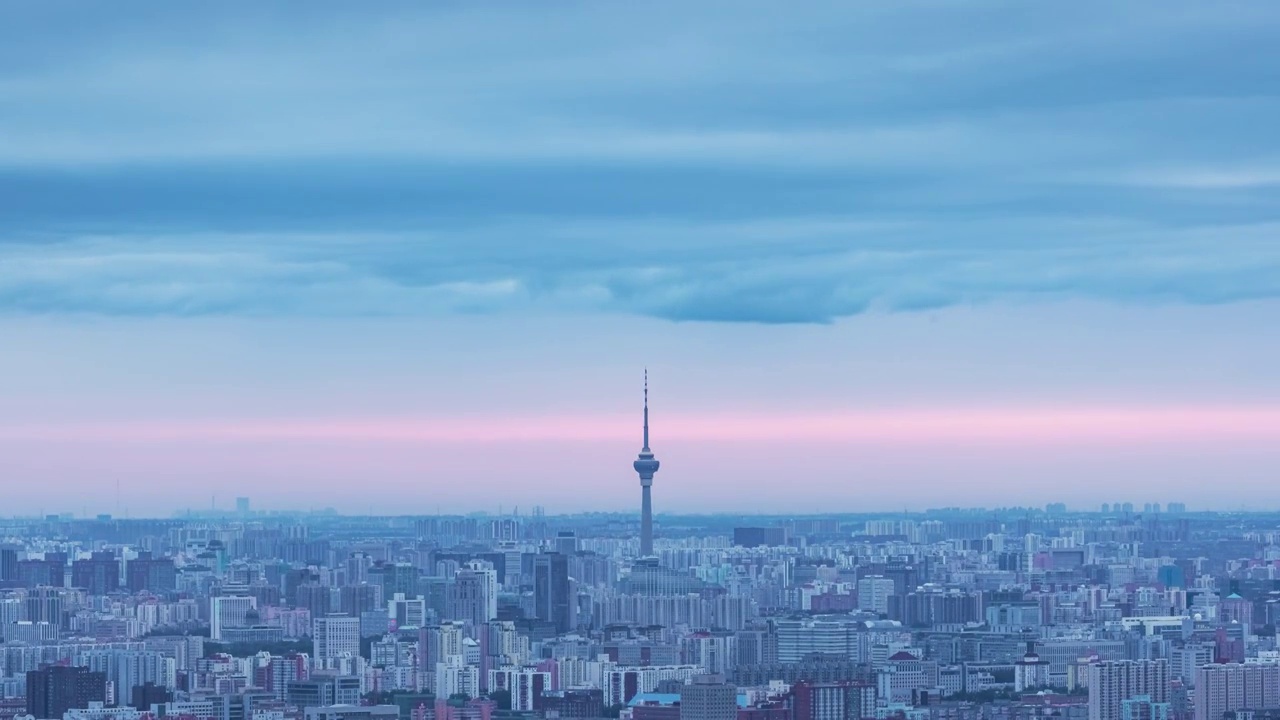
[632,371,660,557]
[534,552,573,634]
[0,546,17,582]
[448,567,495,626]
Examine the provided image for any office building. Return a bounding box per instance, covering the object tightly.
[0,547,17,582]
[534,552,573,634]
[287,675,361,709]
[448,566,496,626]
[388,593,427,629]
[27,665,108,719]
[679,675,738,720]
[732,527,788,548]
[130,682,172,711]
[210,594,257,641]
[6,620,58,644]
[314,614,361,660]
[790,681,877,720]
[857,576,895,616]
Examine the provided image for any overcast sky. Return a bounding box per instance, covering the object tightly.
[1,1,1278,516]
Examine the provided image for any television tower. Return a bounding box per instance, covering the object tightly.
[632,370,660,557]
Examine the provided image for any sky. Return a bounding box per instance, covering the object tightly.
[1,1,1279,516]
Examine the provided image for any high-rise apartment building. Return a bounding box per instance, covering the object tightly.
[339,583,382,617]
[126,552,177,593]
[71,552,120,596]
[1089,660,1170,720]
[18,558,66,589]
[436,656,480,699]
[419,622,466,672]
[1194,663,1280,720]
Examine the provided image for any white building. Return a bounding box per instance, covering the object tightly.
[387,594,426,630]
[858,577,895,616]
[210,595,257,641]
[314,614,360,662]
[435,656,479,698]
[65,702,142,720]
[5,621,58,644]
[877,652,940,703]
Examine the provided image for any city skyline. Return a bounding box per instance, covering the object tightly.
[4,6,1280,720]
[2,3,1279,512]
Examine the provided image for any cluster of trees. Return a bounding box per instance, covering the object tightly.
[947,685,1083,703]
[203,638,312,658]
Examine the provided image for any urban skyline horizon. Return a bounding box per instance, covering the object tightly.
[8,496,1271,522]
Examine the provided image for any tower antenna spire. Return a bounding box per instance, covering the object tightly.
[643,368,650,451]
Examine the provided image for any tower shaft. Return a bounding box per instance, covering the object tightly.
[641,485,653,557]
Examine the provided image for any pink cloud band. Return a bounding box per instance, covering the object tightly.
[4,406,1278,445]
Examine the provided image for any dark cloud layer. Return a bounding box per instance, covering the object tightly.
[1,1,1278,323]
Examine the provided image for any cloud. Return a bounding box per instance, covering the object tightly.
[0,1,1278,323]
[2,218,1278,323]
